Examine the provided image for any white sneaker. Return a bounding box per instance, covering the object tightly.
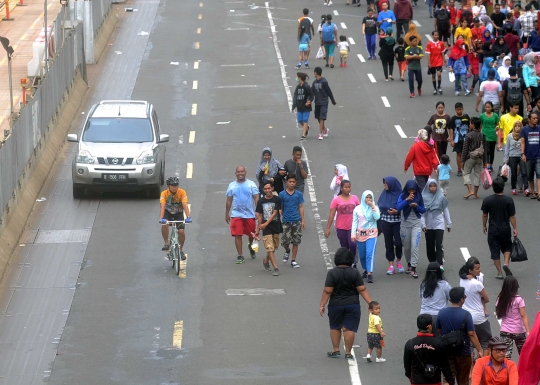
[323,127,329,137]
[328,0,333,4]
[363,354,372,362]
[376,357,386,363]
[318,134,323,140]
[455,91,460,96]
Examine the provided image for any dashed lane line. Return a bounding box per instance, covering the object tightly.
[221,63,255,67]
[191,104,197,115]
[340,22,347,29]
[381,96,391,107]
[367,74,376,83]
[394,125,407,138]
[333,10,339,15]
[198,14,202,19]
[197,28,201,34]
[194,42,200,49]
[412,20,421,26]
[357,54,365,62]
[186,163,193,179]
[193,80,198,89]
[348,37,355,45]
[173,321,184,348]
[188,131,196,143]
[425,34,433,42]
[194,61,199,69]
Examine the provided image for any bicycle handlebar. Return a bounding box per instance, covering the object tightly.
[160,220,186,224]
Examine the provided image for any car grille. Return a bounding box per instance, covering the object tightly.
[97,157,106,164]
[96,157,132,165]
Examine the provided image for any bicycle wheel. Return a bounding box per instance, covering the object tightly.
[174,244,180,275]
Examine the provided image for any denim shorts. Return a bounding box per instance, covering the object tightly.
[328,304,361,332]
[297,111,310,123]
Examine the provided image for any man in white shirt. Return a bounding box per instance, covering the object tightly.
[476,69,503,114]
[518,4,538,42]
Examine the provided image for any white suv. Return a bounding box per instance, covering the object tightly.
[67,100,169,198]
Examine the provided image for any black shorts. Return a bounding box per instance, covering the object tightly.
[428,66,443,75]
[453,141,464,153]
[475,319,493,350]
[315,105,328,121]
[328,304,361,332]
[437,27,451,42]
[164,211,185,229]
[487,230,512,260]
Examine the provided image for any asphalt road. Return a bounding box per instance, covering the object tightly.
[0,0,538,384]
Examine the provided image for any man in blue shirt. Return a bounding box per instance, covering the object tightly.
[226,165,260,264]
[278,175,305,268]
[520,111,540,199]
[377,2,396,32]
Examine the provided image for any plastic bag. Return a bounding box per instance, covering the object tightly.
[501,164,510,178]
[316,46,324,59]
[449,72,456,83]
[250,239,259,253]
[510,237,528,262]
[480,168,493,190]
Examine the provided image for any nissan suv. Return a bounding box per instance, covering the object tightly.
[67,100,169,199]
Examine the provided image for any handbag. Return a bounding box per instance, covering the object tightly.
[480,168,492,190]
[510,237,528,262]
[316,46,324,59]
[449,72,456,83]
[441,313,469,354]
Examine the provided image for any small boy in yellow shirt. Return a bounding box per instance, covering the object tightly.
[363,301,386,363]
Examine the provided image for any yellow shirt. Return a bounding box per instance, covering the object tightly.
[499,113,523,144]
[368,313,383,334]
[454,27,472,48]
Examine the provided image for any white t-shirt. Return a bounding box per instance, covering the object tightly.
[473,5,487,18]
[461,273,486,325]
[338,41,349,51]
[480,80,502,105]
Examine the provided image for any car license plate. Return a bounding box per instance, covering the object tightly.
[102,173,128,182]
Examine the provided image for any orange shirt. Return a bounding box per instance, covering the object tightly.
[160,188,188,214]
[471,356,518,385]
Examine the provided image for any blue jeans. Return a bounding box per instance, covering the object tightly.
[455,73,468,92]
[356,237,378,273]
[408,69,422,93]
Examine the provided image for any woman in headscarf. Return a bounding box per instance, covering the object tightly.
[481,15,493,34]
[479,41,494,66]
[397,180,426,279]
[255,147,282,191]
[420,179,451,270]
[378,27,395,81]
[377,176,404,275]
[497,55,512,82]
[492,36,509,65]
[480,57,500,82]
[523,53,540,102]
[482,28,493,44]
[404,128,439,192]
[404,23,422,47]
[448,39,471,96]
[330,164,349,197]
[351,191,380,283]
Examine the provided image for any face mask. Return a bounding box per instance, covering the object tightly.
[295,77,299,82]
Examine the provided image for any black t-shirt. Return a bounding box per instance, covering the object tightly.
[434,9,451,29]
[363,16,378,35]
[255,195,283,235]
[481,194,516,234]
[449,114,471,143]
[502,77,526,100]
[395,45,406,61]
[491,12,506,28]
[324,267,364,306]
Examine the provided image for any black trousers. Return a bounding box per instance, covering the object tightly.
[382,59,394,79]
[396,19,410,40]
[486,141,497,164]
[425,229,445,265]
[381,220,403,261]
[508,156,528,189]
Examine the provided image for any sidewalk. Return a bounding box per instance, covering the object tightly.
[0,0,62,140]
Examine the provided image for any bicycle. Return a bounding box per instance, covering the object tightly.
[160,220,186,275]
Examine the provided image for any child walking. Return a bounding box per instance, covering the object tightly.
[438,154,452,195]
[296,25,311,69]
[291,72,312,140]
[363,301,386,363]
[338,35,350,67]
[448,39,471,97]
[394,38,406,81]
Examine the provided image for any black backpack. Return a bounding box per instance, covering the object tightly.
[507,79,523,104]
[437,10,450,28]
[300,17,312,37]
[440,313,469,354]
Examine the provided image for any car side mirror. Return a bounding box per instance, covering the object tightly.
[159,134,169,143]
[67,134,78,142]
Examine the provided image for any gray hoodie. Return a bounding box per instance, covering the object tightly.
[311,77,336,106]
[503,133,522,163]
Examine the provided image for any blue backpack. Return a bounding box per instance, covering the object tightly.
[322,22,335,43]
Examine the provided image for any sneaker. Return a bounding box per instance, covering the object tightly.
[455,91,460,96]
[283,250,290,263]
[180,251,187,261]
[263,260,271,271]
[440,265,444,272]
[273,268,279,276]
[162,244,170,251]
[295,64,301,70]
[328,0,333,4]
[495,273,504,280]
[300,135,306,140]
[418,88,422,96]
[323,127,329,137]
[396,261,404,273]
[236,255,244,264]
[344,63,347,68]
[503,265,513,276]
[291,260,300,268]
[512,189,517,195]
[464,90,471,96]
[410,269,418,278]
[457,171,463,177]
[376,357,387,363]
[410,93,415,98]
[367,274,373,283]
[438,88,442,94]
[433,89,438,95]
[525,189,531,196]
[386,266,394,275]
[248,243,256,258]
[304,61,309,68]
[372,54,377,60]
[405,265,412,274]
[339,63,343,67]
[363,354,372,362]
[362,270,368,279]
[318,134,323,140]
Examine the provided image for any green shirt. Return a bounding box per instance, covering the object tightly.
[405,45,424,70]
[480,112,499,142]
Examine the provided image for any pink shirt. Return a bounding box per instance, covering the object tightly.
[330,195,360,230]
[498,296,526,334]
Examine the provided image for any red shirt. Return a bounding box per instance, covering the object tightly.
[449,6,457,24]
[471,26,486,42]
[504,33,520,57]
[426,40,446,67]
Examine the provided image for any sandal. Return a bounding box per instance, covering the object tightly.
[330,64,334,68]
[530,193,538,199]
[463,193,474,199]
[327,351,341,358]
[517,188,524,193]
[345,354,354,359]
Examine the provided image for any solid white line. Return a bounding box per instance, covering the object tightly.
[348,37,355,45]
[347,348,362,385]
[333,10,339,15]
[357,54,365,62]
[188,131,196,143]
[194,61,199,69]
[425,34,433,42]
[221,63,255,67]
[216,85,257,88]
[460,247,472,261]
[381,96,390,107]
[192,80,198,90]
[394,125,407,138]
[367,74,376,83]
[412,20,421,27]
[225,27,249,30]
[186,163,193,179]
[341,22,347,29]
[191,104,197,115]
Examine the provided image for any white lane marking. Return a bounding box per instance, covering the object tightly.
[186,163,193,179]
[266,3,361,384]
[194,42,200,49]
[193,80,198,90]
[216,121,231,124]
[425,34,433,42]
[367,74,376,83]
[395,125,407,138]
[460,247,472,261]
[381,96,391,107]
[333,10,339,15]
[191,104,197,115]
[347,347,362,385]
[197,28,201,34]
[225,27,249,30]
[412,20,421,27]
[198,14,202,19]
[357,54,365,62]
[221,63,255,67]
[348,37,355,45]
[194,61,199,69]
[216,85,257,88]
[341,22,347,29]
[199,2,203,6]
[189,131,196,143]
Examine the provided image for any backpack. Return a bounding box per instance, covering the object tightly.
[440,313,469,354]
[300,17,312,37]
[322,22,336,43]
[436,10,450,28]
[507,79,523,103]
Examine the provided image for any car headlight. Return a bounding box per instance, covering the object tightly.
[136,150,155,165]
[76,150,95,164]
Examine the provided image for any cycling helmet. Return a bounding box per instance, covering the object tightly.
[488,337,507,350]
[166,176,180,186]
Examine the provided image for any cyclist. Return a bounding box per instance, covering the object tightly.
[159,176,192,260]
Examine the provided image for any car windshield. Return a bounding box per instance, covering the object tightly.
[82,118,153,143]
